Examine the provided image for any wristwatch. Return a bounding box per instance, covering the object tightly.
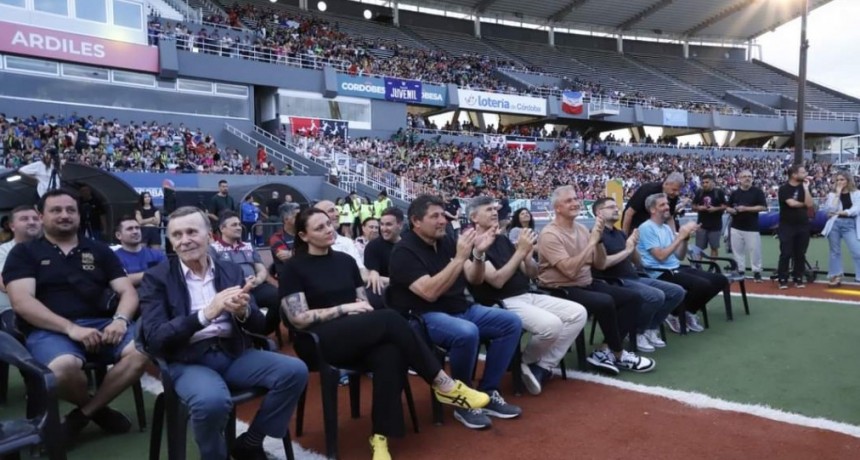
[112,314,131,325]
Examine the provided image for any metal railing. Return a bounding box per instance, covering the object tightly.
[149,31,350,72]
[224,123,309,175]
[778,110,860,121]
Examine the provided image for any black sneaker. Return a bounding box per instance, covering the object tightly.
[231,433,267,460]
[90,406,132,434]
[482,391,522,419]
[753,272,763,283]
[520,363,542,396]
[794,278,806,288]
[586,349,619,375]
[453,408,492,430]
[778,280,789,290]
[63,408,90,442]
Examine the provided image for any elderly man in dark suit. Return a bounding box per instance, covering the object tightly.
[140,206,307,460]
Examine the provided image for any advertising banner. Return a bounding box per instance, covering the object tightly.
[289,116,348,139]
[336,73,446,107]
[112,173,198,207]
[457,89,547,116]
[0,21,159,73]
[662,108,689,127]
[384,77,422,103]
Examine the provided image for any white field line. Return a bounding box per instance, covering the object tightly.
[555,368,860,439]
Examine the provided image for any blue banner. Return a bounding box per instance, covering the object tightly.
[112,172,198,207]
[336,73,446,107]
[384,77,422,103]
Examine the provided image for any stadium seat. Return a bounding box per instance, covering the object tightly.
[0,331,66,460]
[142,328,295,460]
[285,309,419,459]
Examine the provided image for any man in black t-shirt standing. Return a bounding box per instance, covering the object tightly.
[726,170,768,282]
[691,173,727,258]
[466,197,586,396]
[776,164,813,289]
[622,172,687,234]
[364,207,404,309]
[207,179,235,225]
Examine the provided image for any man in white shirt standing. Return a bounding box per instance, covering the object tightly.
[0,205,42,328]
[18,150,59,200]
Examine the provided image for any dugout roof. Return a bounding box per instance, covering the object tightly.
[428,0,833,42]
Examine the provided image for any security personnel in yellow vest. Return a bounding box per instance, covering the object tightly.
[348,192,363,239]
[359,199,374,225]
[373,191,393,219]
[336,197,353,237]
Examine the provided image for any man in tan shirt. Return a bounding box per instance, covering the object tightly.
[537,185,655,375]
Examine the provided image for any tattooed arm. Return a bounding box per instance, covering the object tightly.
[282,290,373,329]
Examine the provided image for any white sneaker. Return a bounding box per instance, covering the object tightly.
[645,329,666,348]
[615,350,656,373]
[635,334,655,352]
[685,312,705,333]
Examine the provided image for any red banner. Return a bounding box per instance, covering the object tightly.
[0,21,159,73]
[289,117,320,136]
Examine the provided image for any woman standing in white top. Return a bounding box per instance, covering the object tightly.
[821,172,860,286]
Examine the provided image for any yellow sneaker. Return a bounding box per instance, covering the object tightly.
[433,380,490,410]
[369,434,392,460]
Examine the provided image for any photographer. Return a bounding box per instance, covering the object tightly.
[18,148,60,202]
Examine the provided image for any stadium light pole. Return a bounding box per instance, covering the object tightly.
[794,0,809,165]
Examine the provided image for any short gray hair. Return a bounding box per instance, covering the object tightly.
[550,185,575,208]
[168,206,211,231]
[644,193,667,212]
[467,196,496,219]
[280,203,301,220]
[665,172,685,185]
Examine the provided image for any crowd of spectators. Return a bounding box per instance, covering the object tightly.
[148,3,741,112]
[0,114,294,176]
[148,3,522,91]
[290,132,834,202]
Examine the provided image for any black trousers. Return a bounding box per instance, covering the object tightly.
[307,310,442,437]
[777,225,811,282]
[561,282,640,353]
[658,267,727,315]
[252,283,281,335]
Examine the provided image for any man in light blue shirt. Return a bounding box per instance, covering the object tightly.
[637,193,727,335]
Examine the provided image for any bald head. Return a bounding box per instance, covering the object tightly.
[314,200,339,223]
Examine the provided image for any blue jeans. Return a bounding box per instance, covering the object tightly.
[420,305,522,393]
[827,218,860,281]
[167,347,308,459]
[619,277,686,332]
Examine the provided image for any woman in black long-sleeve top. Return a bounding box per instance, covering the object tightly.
[279,208,488,459]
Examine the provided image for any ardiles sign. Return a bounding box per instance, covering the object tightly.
[0,21,159,73]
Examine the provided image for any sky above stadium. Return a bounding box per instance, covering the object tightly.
[757,0,860,99]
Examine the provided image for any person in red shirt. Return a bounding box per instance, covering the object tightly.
[256,145,266,167]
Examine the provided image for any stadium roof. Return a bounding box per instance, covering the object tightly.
[421,0,833,42]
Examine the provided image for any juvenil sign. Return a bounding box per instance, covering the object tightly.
[0,21,159,73]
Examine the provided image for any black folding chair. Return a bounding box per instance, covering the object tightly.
[287,312,418,460]
[142,328,295,460]
[0,331,66,460]
[687,254,750,318]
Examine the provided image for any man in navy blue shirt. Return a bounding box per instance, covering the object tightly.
[113,216,166,286]
[4,189,147,442]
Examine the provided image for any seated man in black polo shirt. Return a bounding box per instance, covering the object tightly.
[591,198,684,352]
[466,197,587,396]
[364,207,404,309]
[3,189,148,441]
[388,194,523,430]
